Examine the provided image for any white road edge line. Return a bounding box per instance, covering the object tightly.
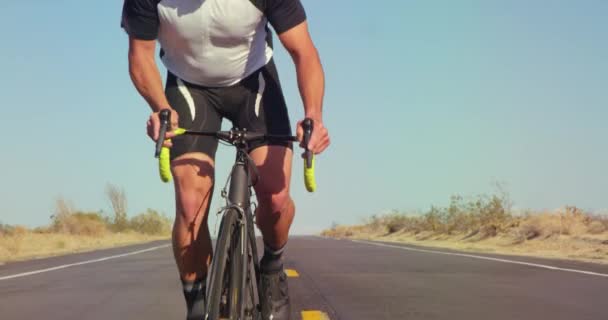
[0,244,171,281]
[350,239,608,278]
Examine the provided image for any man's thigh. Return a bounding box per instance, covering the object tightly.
[250,145,293,197]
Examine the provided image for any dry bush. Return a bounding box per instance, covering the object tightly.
[441,193,512,236]
[519,213,559,239]
[420,207,444,233]
[33,226,51,234]
[517,220,542,240]
[515,208,592,240]
[364,214,385,232]
[587,221,606,235]
[106,184,129,232]
[51,211,108,236]
[0,225,28,256]
[0,224,28,237]
[12,225,28,236]
[323,186,608,247]
[0,223,15,236]
[384,213,411,234]
[1,236,23,255]
[349,190,514,239]
[585,213,607,235]
[320,225,351,238]
[478,225,498,239]
[129,209,172,235]
[553,206,589,236]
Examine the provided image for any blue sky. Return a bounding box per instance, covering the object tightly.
[1,1,607,234]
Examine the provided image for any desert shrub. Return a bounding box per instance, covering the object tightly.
[420,206,444,232]
[365,214,385,232]
[0,224,28,255]
[384,213,410,234]
[356,191,514,238]
[517,219,542,240]
[51,211,108,236]
[106,184,129,232]
[33,226,51,234]
[0,224,29,237]
[325,186,608,243]
[587,221,605,235]
[129,209,172,235]
[550,206,589,236]
[11,225,28,236]
[0,223,15,236]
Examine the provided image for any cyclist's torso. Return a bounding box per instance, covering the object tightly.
[122,0,306,87]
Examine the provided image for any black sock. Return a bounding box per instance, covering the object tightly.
[182,277,206,320]
[260,243,285,272]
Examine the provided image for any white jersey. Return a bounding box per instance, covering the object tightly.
[121,0,306,86]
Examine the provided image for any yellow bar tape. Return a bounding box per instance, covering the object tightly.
[159,128,317,193]
[304,155,316,192]
[158,128,186,183]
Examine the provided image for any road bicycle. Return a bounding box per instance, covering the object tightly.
[154,109,316,320]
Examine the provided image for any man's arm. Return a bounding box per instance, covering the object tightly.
[128,37,170,112]
[122,0,177,142]
[278,22,330,154]
[127,37,177,143]
[278,21,324,122]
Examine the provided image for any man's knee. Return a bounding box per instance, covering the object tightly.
[258,189,293,215]
[177,187,213,223]
[250,145,293,215]
[172,154,215,223]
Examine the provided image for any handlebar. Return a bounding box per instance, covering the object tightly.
[154,110,317,192]
[301,119,316,192]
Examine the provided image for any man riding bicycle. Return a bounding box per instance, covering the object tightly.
[120,0,329,319]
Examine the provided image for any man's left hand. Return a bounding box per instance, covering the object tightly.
[296,118,330,155]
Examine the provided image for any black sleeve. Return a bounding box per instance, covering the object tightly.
[120,0,160,40]
[265,0,307,34]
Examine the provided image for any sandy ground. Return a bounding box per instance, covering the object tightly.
[0,232,169,263]
[323,227,608,265]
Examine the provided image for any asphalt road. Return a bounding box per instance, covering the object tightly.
[1,236,607,320]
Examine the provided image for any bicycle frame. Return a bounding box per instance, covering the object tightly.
[227,143,261,318]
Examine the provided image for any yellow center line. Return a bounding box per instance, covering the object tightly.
[301,310,330,320]
[285,269,300,277]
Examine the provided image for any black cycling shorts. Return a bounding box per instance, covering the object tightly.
[165,59,293,161]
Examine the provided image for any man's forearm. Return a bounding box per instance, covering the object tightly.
[294,48,325,122]
[128,50,170,112]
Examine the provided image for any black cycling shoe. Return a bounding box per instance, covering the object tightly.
[259,265,291,320]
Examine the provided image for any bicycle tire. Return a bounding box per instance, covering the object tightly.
[228,214,246,319]
[245,211,262,320]
[207,208,239,320]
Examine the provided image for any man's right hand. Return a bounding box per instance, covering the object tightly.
[147,108,179,148]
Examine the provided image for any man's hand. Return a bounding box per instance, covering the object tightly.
[296,118,330,155]
[146,109,179,148]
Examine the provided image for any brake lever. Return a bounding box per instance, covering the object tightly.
[302,118,313,168]
[155,109,171,158]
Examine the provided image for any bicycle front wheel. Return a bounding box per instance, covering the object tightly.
[244,209,262,320]
[228,210,246,319]
[206,208,239,320]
